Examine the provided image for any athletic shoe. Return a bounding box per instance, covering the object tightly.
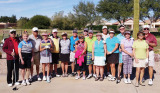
[56,74,61,77]
[8,83,13,87]
[87,74,92,79]
[65,74,68,77]
[47,76,51,83]
[117,77,121,83]
[100,77,104,81]
[108,76,116,81]
[139,82,145,86]
[93,74,97,78]
[26,80,31,85]
[148,79,153,86]
[15,82,20,85]
[128,78,131,84]
[82,76,86,80]
[62,74,65,77]
[37,75,42,81]
[107,72,112,78]
[75,76,80,80]
[43,76,47,81]
[21,80,26,86]
[123,78,128,84]
[95,77,99,81]
[135,83,139,87]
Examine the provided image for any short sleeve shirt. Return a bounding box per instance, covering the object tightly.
[106,36,120,53]
[102,33,110,43]
[132,40,149,59]
[60,39,70,54]
[70,36,79,51]
[85,36,97,52]
[18,40,33,53]
[28,34,42,52]
[117,33,125,45]
[121,38,134,55]
[145,33,157,51]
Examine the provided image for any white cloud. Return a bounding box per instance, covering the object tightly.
[0,0,24,4]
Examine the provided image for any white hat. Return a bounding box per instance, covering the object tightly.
[32,27,38,31]
[52,29,58,33]
[9,29,16,33]
[102,26,107,29]
[109,31,115,33]
[143,25,150,29]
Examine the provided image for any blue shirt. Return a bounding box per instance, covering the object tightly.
[106,36,120,53]
[70,36,79,51]
[94,40,104,56]
[117,33,125,44]
[18,40,33,53]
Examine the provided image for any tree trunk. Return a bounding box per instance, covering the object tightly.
[133,0,140,39]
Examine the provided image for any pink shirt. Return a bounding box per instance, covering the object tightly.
[145,33,157,51]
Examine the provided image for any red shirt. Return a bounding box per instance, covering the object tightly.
[10,37,19,55]
[145,33,157,51]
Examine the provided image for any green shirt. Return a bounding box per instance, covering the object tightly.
[85,36,97,52]
[132,40,149,59]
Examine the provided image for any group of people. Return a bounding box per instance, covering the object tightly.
[2,25,157,87]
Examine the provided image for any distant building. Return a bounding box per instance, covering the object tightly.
[0,22,17,29]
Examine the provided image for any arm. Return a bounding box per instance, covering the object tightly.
[146,48,149,58]
[110,43,119,54]
[31,48,34,62]
[2,40,13,56]
[133,48,138,63]
[82,42,87,54]
[40,43,46,52]
[104,44,107,57]
[92,42,95,60]
[18,48,24,65]
[84,42,87,52]
[121,44,133,57]
[49,39,54,51]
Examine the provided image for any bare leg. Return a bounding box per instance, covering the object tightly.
[93,65,96,74]
[36,65,39,76]
[100,66,104,78]
[47,63,50,76]
[118,63,123,77]
[26,69,30,80]
[42,64,45,76]
[149,66,153,79]
[96,66,100,78]
[88,64,92,74]
[110,64,115,77]
[61,62,65,74]
[21,69,25,80]
[71,62,75,73]
[140,68,145,83]
[65,62,68,74]
[83,71,85,77]
[77,70,80,76]
[136,67,140,83]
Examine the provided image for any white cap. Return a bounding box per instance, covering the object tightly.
[143,25,150,29]
[9,29,16,33]
[32,27,38,31]
[52,29,58,33]
[102,26,107,29]
[109,31,115,33]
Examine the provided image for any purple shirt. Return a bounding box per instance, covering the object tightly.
[121,38,134,55]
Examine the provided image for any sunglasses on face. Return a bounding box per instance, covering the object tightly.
[84,30,88,32]
[11,32,16,34]
[120,28,125,30]
[144,28,149,30]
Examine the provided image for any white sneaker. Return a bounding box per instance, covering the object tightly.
[26,80,31,85]
[8,83,13,87]
[37,75,42,81]
[123,78,128,84]
[111,77,116,81]
[148,79,153,86]
[128,78,131,84]
[15,82,20,85]
[82,76,86,80]
[56,74,61,77]
[75,76,80,80]
[43,76,47,81]
[87,74,92,79]
[21,80,26,86]
[93,74,97,78]
[47,76,51,83]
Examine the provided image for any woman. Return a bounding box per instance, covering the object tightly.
[75,34,86,80]
[92,33,107,81]
[59,32,70,77]
[106,30,119,81]
[18,33,34,86]
[40,32,53,83]
[121,31,134,84]
[132,32,149,87]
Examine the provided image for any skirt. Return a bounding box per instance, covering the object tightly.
[133,59,146,68]
[59,53,70,62]
[106,53,119,64]
[94,56,106,66]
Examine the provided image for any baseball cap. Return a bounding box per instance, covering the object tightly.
[73,29,78,33]
[32,27,38,31]
[109,30,115,34]
[102,26,107,29]
[52,29,58,33]
[124,31,131,35]
[143,25,150,29]
[9,29,16,33]
[42,32,49,36]
[96,33,102,36]
[84,28,88,32]
[88,30,93,33]
[61,32,67,36]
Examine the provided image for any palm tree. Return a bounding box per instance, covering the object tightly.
[133,0,140,39]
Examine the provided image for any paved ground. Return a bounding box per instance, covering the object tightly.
[0,48,160,93]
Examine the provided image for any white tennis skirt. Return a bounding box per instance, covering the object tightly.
[94,56,106,66]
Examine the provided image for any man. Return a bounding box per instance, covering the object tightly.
[28,27,42,81]
[70,30,79,76]
[85,30,97,79]
[143,25,157,86]
[83,28,88,37]
[3,29,20,87]
[116,25,125,83]
[101,26,110,78]
[49,29,61,77]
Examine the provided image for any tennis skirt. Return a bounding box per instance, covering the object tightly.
[106,53,119,64]
[94,56,106,66]
[59,53,70,62]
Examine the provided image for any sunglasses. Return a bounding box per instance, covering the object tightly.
[84,30,88,32]
[120,28,125,30]
[144,28,149,30]
[79,36,84,39]
[11,32,16,34]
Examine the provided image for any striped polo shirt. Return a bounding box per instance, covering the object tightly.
[18,40,33,53]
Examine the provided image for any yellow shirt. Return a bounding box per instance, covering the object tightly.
[132,40,149,59]
[50,36,60,53]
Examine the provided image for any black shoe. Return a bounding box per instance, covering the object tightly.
[71,73,75,77]
[95,77,99,81]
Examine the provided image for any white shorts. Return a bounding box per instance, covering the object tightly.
[148,51,155,67]
[70,52,75,62]
[94,56,106,66]
[133,59,146,68]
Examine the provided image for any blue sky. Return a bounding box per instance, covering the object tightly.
[0,0,100,19]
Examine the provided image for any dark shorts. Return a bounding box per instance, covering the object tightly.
[51,53,59,64]
[19,53,32,69]
[106,53,119,64]
[59,53,70,62]
[76,57,87,71]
